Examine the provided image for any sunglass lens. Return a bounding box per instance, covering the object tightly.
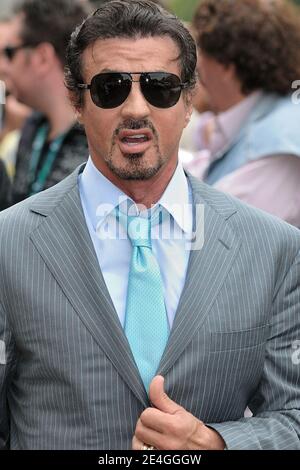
[90,73,132,108]
[4,47,14,60]
[141,72,182,108]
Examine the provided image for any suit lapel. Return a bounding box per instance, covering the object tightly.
[30,176,148,407]
[28,167,242,399]
[159,177,242,377]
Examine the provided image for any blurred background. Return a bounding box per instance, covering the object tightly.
[0,0,197,19]
[1,0,300,224]
[1,0,300,20]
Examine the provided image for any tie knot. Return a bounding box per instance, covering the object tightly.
[127,216,151,248]
[118,210,151,248]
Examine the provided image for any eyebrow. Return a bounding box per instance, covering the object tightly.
[100,68,119,73]
[95,68,171,74]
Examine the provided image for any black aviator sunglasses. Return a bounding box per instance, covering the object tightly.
[77,72,190,109]
[2,43,34,61]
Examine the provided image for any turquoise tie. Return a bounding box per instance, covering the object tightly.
[118,208,169,394]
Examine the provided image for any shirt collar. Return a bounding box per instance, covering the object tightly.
[158,162,192,234]
[216,91,262,143]
[79,157,192,234]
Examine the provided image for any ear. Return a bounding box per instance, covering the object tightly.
[183,92,194,128]
[224,63,237,82]
[66,89,83,122]
[32,42,58,75]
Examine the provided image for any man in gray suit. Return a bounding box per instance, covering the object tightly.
[0,0,300,450]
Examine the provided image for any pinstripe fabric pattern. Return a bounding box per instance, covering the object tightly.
[0,165,300,449]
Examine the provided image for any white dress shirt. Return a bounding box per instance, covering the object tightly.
[79,157,193,329]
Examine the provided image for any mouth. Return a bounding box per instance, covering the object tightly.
[117,128,153,154]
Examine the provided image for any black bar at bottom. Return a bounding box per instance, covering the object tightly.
[1,450,299,468]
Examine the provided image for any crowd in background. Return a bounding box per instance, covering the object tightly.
[0,0,299,451]
[1,0,300,227]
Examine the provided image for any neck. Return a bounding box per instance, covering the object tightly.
[95,159,178,208]
[45,97,76,141]
[213,82,247,113]
[38,74,76,140]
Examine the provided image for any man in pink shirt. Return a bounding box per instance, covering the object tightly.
[184,0,300,227]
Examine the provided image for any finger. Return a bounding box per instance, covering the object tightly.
[149,376,183,415]
[140,407,170,433]
[135,419,164,449]
[132,434,145,451]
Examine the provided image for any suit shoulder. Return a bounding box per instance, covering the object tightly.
[0,195,43,243]
[0,165,81,239]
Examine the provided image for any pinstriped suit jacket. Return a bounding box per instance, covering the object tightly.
[0,165,300,449]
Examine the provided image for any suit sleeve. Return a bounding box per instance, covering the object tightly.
[209,249,300,449]
[0,300,17,449]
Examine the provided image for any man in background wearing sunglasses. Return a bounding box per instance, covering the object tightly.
[0,16,32,180]
[0,0,90,205]
[0,0,299,451]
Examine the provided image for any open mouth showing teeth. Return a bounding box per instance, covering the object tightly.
[121,134,150,145]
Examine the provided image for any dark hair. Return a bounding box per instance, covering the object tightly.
[65,0,197,108]
[193,0,300,95]
[14,0,92,68]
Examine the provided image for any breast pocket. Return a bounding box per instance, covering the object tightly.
[209,324,270,352]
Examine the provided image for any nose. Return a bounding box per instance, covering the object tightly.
[120,79,151,121]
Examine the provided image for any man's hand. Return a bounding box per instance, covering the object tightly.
[132,375,226,450]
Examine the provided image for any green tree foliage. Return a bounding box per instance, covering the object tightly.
[169,0,300,21]
[168,0,199,21]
